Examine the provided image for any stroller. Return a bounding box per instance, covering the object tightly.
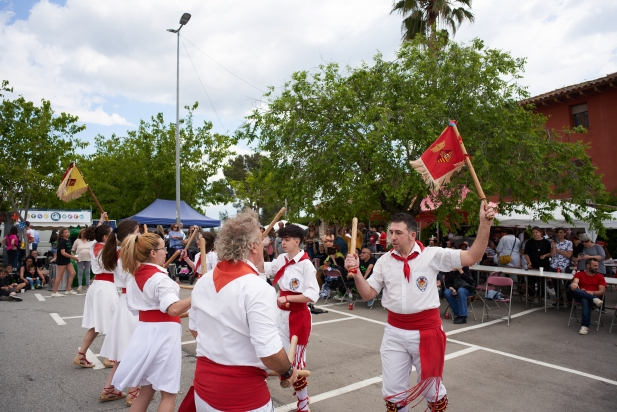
[176,260,192,283]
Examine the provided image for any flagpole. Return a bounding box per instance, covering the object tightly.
[450,125,487,205]
[77,163,108,221]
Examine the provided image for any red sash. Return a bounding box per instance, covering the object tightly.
[139,309,180,324]
[385,308,445,408]
[94,273,114,282]
[179,356,269,412]
[279,290,311,368]
[121,288,127,294]
[272,252,310,285]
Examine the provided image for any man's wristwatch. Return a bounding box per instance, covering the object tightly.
[281,365,293,380]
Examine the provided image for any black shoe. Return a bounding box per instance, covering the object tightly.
[453,316,467,324]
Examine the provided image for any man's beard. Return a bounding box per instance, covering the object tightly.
[589,267,597,274]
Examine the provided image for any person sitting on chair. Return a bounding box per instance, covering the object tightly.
[443,266,475,324]
[323,247,348,300]
[570,258,606,335]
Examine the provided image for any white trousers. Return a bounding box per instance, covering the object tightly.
[195,392,274,412]
[380,324,447,405]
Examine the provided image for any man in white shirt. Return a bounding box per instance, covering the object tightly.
[345,204,494,412]
[264,224,319,412]
[186,210,298,412]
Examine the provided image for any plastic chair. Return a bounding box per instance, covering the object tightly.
[477,271,500,310]
[313,258,321,270]
[610,305,617,333]
[568,294,605,332]
[443,293,478,321]
[322,269,354,306]
[482,276,514,326]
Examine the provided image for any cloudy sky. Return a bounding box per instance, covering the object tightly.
[1,0,616,216]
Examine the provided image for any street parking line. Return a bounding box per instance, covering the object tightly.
[50,313,66,326]
[83,348,105,370]
[34,293,45,301]
[182,340,197,345]
[62,315,83,319]
[274,346,481,412]
[312,317,355,326]
[447,338,617,386]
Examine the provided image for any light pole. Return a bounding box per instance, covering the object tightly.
[167,12,191,228]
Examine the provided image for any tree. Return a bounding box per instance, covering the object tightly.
[391,0,474,43]
[0,82,87,237]
[221,153,283,223]
[240,38,608,230]
[74,103,236,219]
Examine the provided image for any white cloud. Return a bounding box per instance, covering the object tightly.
[0,0,615,131]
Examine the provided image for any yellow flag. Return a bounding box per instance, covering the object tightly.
[56,163,89,202]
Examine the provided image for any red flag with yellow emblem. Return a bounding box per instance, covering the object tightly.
[410,122,466,191]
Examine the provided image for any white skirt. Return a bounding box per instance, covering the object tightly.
[112,322,182,394]
[195,392,274,412]
[81,279,119,334]
[99,294,138,362]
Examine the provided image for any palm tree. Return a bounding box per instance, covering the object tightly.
[391,0,474,43]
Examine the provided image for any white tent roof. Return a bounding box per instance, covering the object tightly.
[273,220,308,231]
[494,203,593,229]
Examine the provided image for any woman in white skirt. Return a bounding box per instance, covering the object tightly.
[113,233,192,412]
[74,223,119,371]
[98,219,141,405]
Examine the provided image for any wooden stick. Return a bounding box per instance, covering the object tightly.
[87,186,108,221]
[163,250,181,268]
[179,285,194,290]
[280,335,299,388]
[451,124,487,204]
[180,312,189,318]
[263,207,286,239]
[199,237,206,275]
[347,218,359,279]
[181,227,200,260]
[268,370,311,378]
[143,224,148,234]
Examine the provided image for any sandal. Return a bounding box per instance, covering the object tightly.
[103,358,116,368]
[72,352,94,368]
[98,386,126,402]
[125,388,140,407]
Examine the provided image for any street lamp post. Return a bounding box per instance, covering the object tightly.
[167,12,191,228]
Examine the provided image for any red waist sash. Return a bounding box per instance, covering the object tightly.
[278,290,307,312]
[193,356,269,411]
[138,310,180,324]
[121,288,126,294]
[278,291,311,368]
[94,273,114,282]
[387,308,441,330]
[385,308,446,408]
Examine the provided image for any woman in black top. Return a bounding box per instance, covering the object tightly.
[51,227,79,296]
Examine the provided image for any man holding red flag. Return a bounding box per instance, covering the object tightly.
[182,210,298,412]
[345,205,493,411]
[264,224,320,412]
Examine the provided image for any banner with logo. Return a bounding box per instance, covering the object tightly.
[20,210,92,225]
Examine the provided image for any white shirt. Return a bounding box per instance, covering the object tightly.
[113,255,132,289]
[495,234,522,267]
[264,251,320,302]
[126,263,180,313]
[90,241,106,274]
[194,251,219,274]
[189,265,282,368]
[367,244,462,314]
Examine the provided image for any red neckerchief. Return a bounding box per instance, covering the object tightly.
[134,264,165,291]
[390,241,425,282]
[272,252,310,285]
[93,242,104,257]
[213,260,258,292]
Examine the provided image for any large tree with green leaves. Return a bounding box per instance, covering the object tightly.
[0,81,87,222]
[74,103,236,219]
[240,38,608,230]
[221,153,282,223]
[391,0,474,42]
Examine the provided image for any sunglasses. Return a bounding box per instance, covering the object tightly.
[583,240,591,243]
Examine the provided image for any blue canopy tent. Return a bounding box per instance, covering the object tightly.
[127,199,220,227]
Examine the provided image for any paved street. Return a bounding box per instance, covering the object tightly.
[1,284,616,411]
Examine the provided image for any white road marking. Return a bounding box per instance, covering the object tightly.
[313,306,387,326]
[447,338,617,386]
[62,315,83,319]
[34,293,45,301]
[50,313,66,326]
[82,348,105,370]
[312,317,355,326]
[181,340,197,345]
[274,346,481,412]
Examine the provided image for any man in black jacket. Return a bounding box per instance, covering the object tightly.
[443,267,475,324]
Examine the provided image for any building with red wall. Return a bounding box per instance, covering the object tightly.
[521,72,617,192]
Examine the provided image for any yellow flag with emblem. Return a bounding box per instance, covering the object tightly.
[56,162,89,202]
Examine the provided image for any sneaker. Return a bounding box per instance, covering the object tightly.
[77,287,82,292]
[593,298,603,308]
[65,290,78,295]
[453,316,467,324]
[366,299,374,307]
[579,326,589,335]
[334,295,345,301]
[50,292,64,297]
[8,294,22,302]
